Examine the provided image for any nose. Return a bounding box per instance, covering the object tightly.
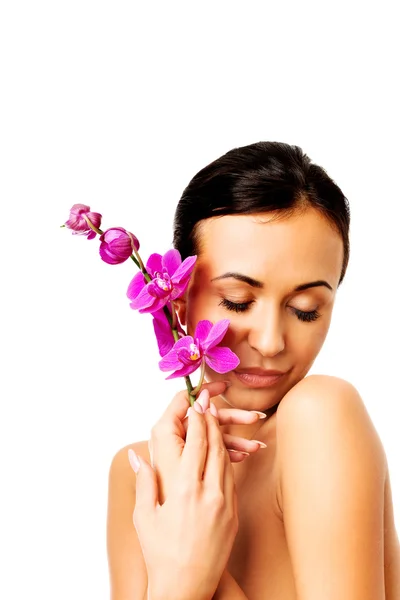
[247,306,285,358]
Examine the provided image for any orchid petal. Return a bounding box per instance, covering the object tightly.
[162,249,182,275]
[203,319,231,350]
[127,272,146,300]
[170,277,192,299]
[99,244,122,264]
[147,280,171,299]
[146,253,163,277]
[164,361,201,380]
[171,255,197,284]
[70,204,91,215]
[205,346,240,373]
[194,320,213,344]
[158,349,182,371]
[86,211,102,228]
[129,286,157,311]
[137,297,168,314]
[158,336,195,370]
[152,313,175,357]
[169,336,195,352]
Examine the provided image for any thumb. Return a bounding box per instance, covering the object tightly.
[128,449,159,512]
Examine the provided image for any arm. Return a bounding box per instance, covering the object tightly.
[107,442,148,600]
[276,375,386,600]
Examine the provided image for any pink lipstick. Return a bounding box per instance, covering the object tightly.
[233,368,287,388]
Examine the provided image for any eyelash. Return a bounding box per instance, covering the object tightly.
[218,299,321,322]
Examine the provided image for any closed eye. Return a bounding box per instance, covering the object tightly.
[219,298,321,322]
[219,298,254,313]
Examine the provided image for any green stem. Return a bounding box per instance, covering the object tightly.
[168,301,196,405]
[191,359,206,397]
[129,254,141,269]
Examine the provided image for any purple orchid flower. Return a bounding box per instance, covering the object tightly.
[158,319,240,380]
[127,249,196,314]
[99,227,140,265]
[152,306,186,357]
[64,204,102,240]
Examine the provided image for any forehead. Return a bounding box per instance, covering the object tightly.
[195,210,343,286]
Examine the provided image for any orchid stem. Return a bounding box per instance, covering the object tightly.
[191,360,206,397]
[129,254,142,269]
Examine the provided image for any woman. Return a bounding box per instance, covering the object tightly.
[107,141,400,599]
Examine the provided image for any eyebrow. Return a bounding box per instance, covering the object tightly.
[211,272,333,292]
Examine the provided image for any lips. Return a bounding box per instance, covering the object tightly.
[234,367,286,376]
[233,367,289,388]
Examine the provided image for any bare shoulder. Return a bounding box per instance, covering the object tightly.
[107,440,150,600]
[275,373,386,479]
[277,373,385,451]
[274,374,388,598]
[108,439,150,488]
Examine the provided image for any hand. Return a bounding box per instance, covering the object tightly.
[148,381,267,504]
[130,401,239,600]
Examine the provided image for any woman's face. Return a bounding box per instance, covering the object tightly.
[176,208,344,413]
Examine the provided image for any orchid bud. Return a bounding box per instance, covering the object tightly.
[99,227,140,265]
[64,204,102,240]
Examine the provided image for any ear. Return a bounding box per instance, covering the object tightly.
[174,296,187,327]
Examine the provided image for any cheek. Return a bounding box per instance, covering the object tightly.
[290,319,331,361]
[186,291,221,336]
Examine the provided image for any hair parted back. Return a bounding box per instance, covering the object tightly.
[173,141,351,285]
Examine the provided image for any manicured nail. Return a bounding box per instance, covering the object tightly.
[250,411,267,419]
[196,389,209,411]
[228,449,250,456]
[193,401,203,414]
[128,449,141,473]
[252,440,267,448]
[209,402,218,418]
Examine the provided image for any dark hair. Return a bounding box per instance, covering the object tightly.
[173,141,350,285]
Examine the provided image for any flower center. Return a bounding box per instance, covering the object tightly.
[189,343,200,361]
[154,271,173,292]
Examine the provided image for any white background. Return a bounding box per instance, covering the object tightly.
[1,2,399,598]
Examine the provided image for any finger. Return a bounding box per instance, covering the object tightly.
[223,433,267,454]
[179,397,208,484]
[128,450,159,515]
[181,381,229,433]
[195,379,230,399]
[223,433,236,516]
[227,449,251,463]
[151,388,195,465]
[202,406,227,492]
[157,388,195,431]
[216,407,266,425]
[157,381,228,428]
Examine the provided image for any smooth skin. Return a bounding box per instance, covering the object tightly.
[131,388,238,600]
[108,207,400,599]
[107,382,265,600]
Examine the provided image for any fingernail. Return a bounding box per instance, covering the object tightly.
[193,401,203,414]
[228,449,250,456]
[223,380,232,388]
[209,402,218,418]
[128,449,141,473]
[250,411,267,419]
[252,440,267,448]
[196,389,209,411]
